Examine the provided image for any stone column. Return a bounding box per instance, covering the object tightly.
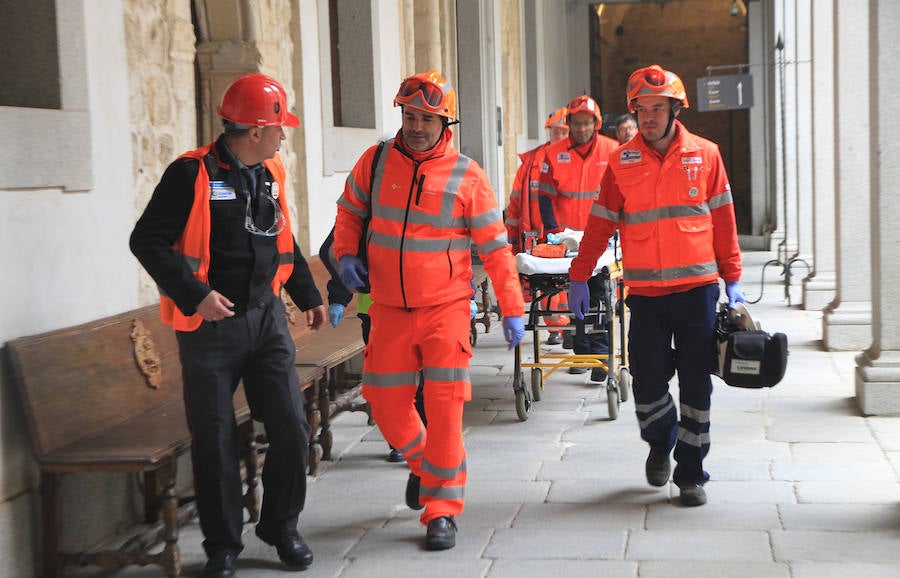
[802,0,837,310]
[855,0,900,415]
[822,0,872,350]
[414,0,443,70]
[792,0,814,280]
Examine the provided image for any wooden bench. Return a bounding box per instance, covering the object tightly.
[4,303,323,578]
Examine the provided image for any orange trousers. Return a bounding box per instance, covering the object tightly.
[362,298,472,524]
[544,292,570,334]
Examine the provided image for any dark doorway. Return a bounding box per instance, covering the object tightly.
[589,0,751,233]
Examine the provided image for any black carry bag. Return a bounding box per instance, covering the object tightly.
[715,303,789,388]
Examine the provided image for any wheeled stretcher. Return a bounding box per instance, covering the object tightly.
[511,237,630,421]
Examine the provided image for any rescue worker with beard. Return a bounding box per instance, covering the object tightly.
[538,95,619,378]
[332,70,525,550]
[130,73,325,578]
[568,65,745,507]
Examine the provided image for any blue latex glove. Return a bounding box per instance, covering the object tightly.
[725,281,746,307]
[502,316,525,350]
[568,281,591,320]
[338,254,368,292]
[546,232,561,245]
[328,303,345,328]
[470,298,478,319]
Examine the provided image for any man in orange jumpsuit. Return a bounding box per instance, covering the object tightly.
[332,70,525,550]
[505,106,569,252]
[505,107,570,344]
[538,95,619,375]
[568,65,745,507]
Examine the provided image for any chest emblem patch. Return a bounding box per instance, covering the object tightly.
[620,149,642,165]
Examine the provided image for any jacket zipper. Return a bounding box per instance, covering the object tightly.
[398,163,421,309]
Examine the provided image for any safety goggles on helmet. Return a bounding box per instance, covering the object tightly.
[566,94,602,124]
[626,65,689,112]
[393,70,458,121]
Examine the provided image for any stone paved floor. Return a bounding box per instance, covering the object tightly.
[73,250,900,577]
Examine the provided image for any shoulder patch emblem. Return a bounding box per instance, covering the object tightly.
[620,149,642,164]
[557,152,571,163]
[682,156,703,165]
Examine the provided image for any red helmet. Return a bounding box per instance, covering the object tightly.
[626,65,689,112]
[217,73,300,127]
[544,106,568,129]
[393,69,457,121]
[567,95,602,124]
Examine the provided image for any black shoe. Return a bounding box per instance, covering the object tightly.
[198,551,236,578]
[562,333,574,349]
[546,332,562,345]
[568,366,588,375]
[387,448,405,462]
[406,472,424,510]
[590,366,608,382]
[678,483,708,507]
[255,525,313,568]
[425,516,457,550]
[645,448,671,487]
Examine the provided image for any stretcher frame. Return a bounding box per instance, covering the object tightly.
[512,260,630,421]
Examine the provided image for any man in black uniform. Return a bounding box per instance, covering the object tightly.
[130,73,325,578]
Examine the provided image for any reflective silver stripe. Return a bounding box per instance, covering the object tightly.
[680,404,711,423]
[407,450,423,461]
[558,189,599,200]
[476,234,510,255]
[184,255,201,272]
[528,190,540,201]
[397,429,426,454]
[368,230,471,253]
[636,395,676,430]
[420,484,465,500]
[505,217,520,227]
[590,203,620,222]
[346,171,370,207]
[624,203,710,225]
[368,139,392,208]
[677,427,710,447]
[470,208,502,231]
[535,181,555,195]
[363,370,420,387]
[337,196,368,220]
[708,189,733,209]
[278,251,293,265]
[509,189,522,199]
[422,458,467,480]
[624,261,718,283]
[423,366,471,383]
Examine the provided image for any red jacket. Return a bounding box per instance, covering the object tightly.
[570,121,741,296]
[538,133,618,232]
[333,129,524,317]
[505,143,549,251]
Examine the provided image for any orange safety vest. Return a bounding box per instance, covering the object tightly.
[334,133,524,316]
[538,133,618,231]
[158,142,295,331]
[570,121,741,292]
[505,143,548,251]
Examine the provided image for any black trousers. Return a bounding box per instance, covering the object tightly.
[177,293,309,557]
[572,273,611,355]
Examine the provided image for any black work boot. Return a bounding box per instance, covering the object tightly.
[645,447,671,487]
[406,472,424,510]
[425,516,457,550]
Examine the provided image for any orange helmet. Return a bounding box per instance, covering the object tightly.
[567,94,602,124]
[217,73,300,127]
[544,106,568,129]
[626,64,689,112]
[393,69,458,121]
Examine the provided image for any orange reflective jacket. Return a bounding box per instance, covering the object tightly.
[333,131,524,317]
[159,143,295,331]
[505,143,548,251]
[570,121,741,294]
[538,133,618,231]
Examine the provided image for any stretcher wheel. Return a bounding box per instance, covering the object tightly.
[531,368,543,402]
[607,386,619,420]
[515,389,531,421]
[618,367,631,402]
